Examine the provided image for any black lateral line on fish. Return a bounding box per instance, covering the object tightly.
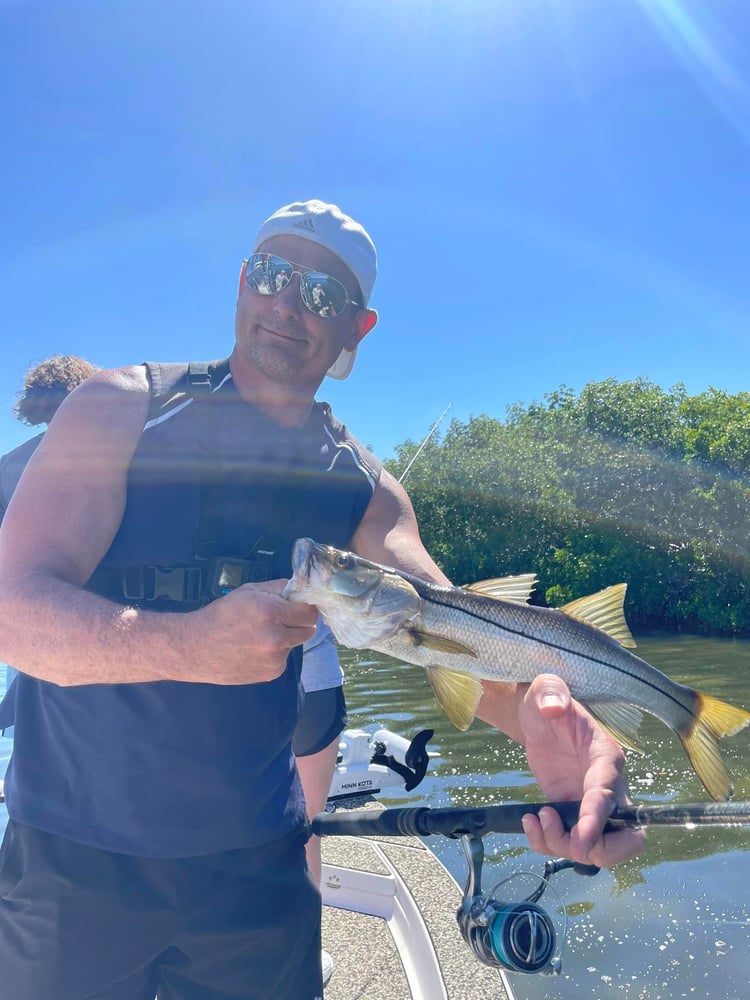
[422,589,698,721]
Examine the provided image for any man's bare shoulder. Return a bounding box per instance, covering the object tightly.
[27,364,154,473]
[53,364,151,425]
[70,363,149,401]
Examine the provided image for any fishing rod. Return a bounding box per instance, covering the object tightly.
[312,798,750,839]
[398,403,452,485]
[314,799,750,977]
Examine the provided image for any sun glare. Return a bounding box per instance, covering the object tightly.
[633,0,749,145]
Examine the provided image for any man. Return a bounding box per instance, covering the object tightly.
[0,357,346,912]
[0,200,644,1000]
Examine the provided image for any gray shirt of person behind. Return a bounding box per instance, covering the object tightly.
[301,616,344,692]
[0,433,44,520]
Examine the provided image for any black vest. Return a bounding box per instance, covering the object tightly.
[4,360,380,856]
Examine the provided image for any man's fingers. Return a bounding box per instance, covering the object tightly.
[522,807,570,858]
[522,802,648,867]
[252,578,289,596]
[237,580,318,627]
[523,674,571,722]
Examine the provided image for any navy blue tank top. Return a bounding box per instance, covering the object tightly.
[4,360,380,856]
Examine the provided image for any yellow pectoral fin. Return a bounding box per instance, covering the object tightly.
[426,666,482,731]
[405,627,478,658]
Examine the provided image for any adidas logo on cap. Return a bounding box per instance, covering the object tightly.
[293,217,316,232]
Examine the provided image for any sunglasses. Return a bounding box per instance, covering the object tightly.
[245,253,362,319]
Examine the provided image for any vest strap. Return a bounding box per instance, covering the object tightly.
[111,554,274,606]
[121,565,204,603]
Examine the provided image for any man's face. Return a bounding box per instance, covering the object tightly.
[235,234,368,389]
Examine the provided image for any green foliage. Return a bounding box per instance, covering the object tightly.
[387,379,750,636]
[679,388,750,474]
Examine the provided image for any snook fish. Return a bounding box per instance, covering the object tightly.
[284,538,750,802]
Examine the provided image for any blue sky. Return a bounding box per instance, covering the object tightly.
[2,0,748,461]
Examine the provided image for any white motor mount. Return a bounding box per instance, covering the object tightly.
[327,728,436,803]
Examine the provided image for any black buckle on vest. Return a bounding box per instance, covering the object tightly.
[122,566,203,603]
[207,555,274,597]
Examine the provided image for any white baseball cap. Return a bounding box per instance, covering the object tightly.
[252,199,377,379]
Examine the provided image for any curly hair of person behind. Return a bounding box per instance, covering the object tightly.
[14,355,100,427]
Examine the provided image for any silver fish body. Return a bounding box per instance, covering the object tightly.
[284,538,750,802]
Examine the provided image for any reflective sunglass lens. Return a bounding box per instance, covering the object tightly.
[300,273,348,318]
[246,255,271,294]
[267,257,294,293]
[245,254,352,317]
[247,254,291,295]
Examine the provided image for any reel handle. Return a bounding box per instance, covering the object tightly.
[574,863,601,877]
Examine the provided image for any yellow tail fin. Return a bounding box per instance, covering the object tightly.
[679,692,750,801]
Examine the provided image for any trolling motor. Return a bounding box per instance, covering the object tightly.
[326,728,435,802]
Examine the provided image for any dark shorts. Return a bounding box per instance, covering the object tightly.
[293,685,347,758]
[0,820,322,1000]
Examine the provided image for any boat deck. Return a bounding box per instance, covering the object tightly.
[320,802,514,1000]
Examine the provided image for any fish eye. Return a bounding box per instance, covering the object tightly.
[334,553,352,569]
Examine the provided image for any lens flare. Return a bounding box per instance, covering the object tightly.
[633,0,749,144]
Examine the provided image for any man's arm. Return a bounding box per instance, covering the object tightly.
[350,470,646,866]
[350,469,528,738]
[0,366,316,687]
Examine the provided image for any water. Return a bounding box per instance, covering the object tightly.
[338,636,750,1000]
[1,639,749,999]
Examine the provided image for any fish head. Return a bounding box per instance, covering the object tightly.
[284,538,422,648]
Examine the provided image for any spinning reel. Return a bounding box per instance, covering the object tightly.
[457,834,600,975]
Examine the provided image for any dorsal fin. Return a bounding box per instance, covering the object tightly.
[561,584,636,648]
[463,573,537,605]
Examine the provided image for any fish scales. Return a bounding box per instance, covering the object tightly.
[394,578,700,728]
